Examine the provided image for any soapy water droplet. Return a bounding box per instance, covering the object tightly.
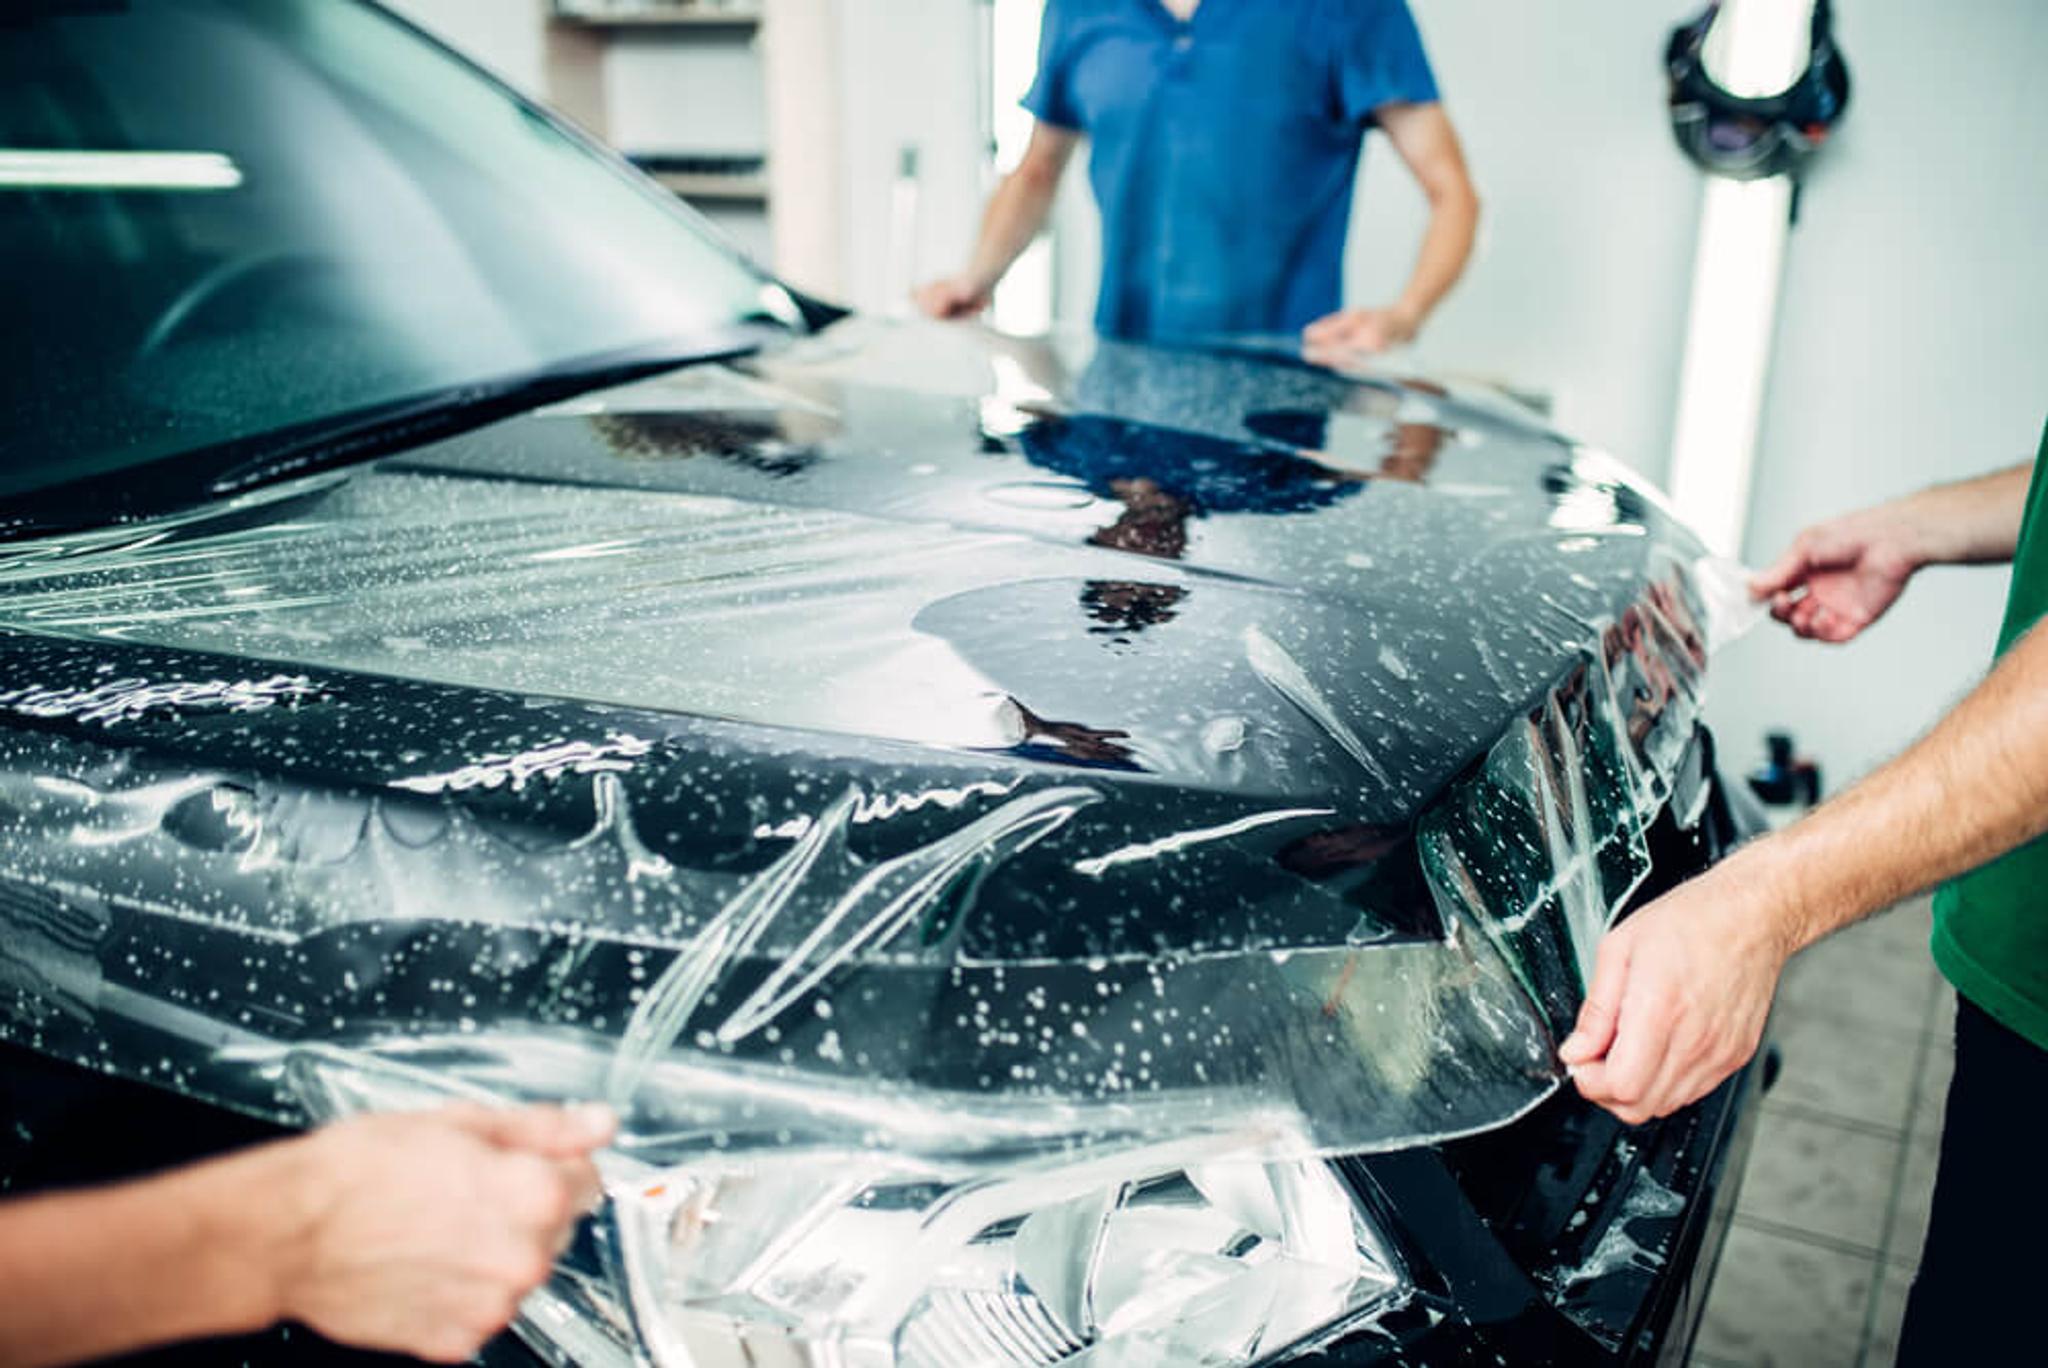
[1201,715,1247,755]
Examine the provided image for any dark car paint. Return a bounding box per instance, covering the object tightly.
[0,321,1762,1365]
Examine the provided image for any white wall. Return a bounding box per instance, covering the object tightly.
[378,0,550,97]
[1345,1,1705,478]
[762,0,845,296]
[827,0,986,315]
[1706,0,2048,783]
[605,29,767,155]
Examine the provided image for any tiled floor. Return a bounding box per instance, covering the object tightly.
[1687,896,1954,1368]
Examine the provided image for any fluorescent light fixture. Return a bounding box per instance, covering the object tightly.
[0,150,243,191]
[1667,175,1793,557]
[1666,0,1809,557]
[1701,0,1812,98]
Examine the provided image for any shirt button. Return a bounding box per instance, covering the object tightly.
[1173,33,1192,51]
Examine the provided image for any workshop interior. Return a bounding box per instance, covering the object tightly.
[0,2,2044,1366]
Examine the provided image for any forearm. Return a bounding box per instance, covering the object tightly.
[1891,462,2033,567]
[1740,618,2048,953]
[959,166,1060,295]
[1391,182,1477,323]
[0,1139,300,1365]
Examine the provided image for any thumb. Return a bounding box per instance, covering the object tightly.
[1748,544,1812,600]
[443,1101,616,1158]
[1559,933,1631,1065]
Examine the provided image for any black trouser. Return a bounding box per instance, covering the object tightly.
[1895,995,2046,1364]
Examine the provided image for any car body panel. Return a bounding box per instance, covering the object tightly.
[0,319,1722,1173]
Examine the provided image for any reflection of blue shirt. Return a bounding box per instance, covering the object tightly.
[1026,0,1438,342]
[1017,413,1360,515]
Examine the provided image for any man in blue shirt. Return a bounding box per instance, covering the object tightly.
[917,0,1478,351]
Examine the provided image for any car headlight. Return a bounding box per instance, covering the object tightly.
[286,1045,1408,1368]
[598,1135,1405,1368]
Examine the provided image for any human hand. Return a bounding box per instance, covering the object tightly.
[1559,858,1796,1125]
[1750,505,1927,643]
[914,273,992,320]
[274,1103,614,1363]
[1302,303,1422,354]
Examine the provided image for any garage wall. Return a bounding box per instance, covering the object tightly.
[826,0,987,315]
[604,29,767,155]
[1342,0,1703,480]
[378,0,550,97]
[1705,0,2048,784]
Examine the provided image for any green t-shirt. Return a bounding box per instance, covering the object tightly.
[1932,423,2048,1051]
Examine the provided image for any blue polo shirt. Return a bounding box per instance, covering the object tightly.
[1026,0,1440,342]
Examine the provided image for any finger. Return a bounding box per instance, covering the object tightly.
[1314,316,1372,348]
[1814,605,1871,643]
[1816,616,1861,644]
[480,1151,559,1235]
[1788,596,1826,638]
[1748,547,1811,599]
[1632,1019,1713,1123]
[532,1158,600,1256]
[1567,1058,1646,1125]
[1559,933,1631,1064]
[1567,1056,1613,1105]
[1796,599,1846,642]
[1597,980,1671,1116]
[553,1156,604,1218]
[445,1102,616,1158]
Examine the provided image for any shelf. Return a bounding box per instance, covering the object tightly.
[648,171,769,202]
[551,8,760,29]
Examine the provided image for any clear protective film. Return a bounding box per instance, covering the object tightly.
[1689,554,1770,655]
[0,558,1710,1167]
[0,320,1723,1366]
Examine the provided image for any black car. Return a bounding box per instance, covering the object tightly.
[0,3,1769,1365]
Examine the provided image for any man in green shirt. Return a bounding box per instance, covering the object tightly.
[1556,421,2048,1360]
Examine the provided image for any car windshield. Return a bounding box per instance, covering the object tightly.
[0,0,794,503]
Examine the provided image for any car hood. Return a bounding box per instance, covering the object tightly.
[0,319,1720,1162]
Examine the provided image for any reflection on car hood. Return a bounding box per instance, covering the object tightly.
[0,319,1716,1161]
